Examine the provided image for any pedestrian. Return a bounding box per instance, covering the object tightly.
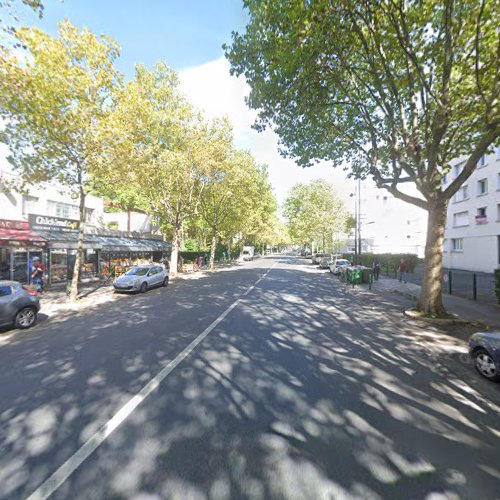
[372,257,381,281]
[398,258,408,283]
[31,261,45,292]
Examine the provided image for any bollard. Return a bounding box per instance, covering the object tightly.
[473,273,477,301]
[448,270,452,295]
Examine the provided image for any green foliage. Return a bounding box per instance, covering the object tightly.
[226,0,499,205]
[226,0,499,315]
[182,239,199,252]
[283,180,348,250]
[494,269,500,304]
[0,20,121,300]
[356,253,418,274]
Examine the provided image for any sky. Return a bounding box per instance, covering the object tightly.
[16,0,358,207]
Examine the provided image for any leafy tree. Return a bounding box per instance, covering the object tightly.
[97,62,212,277]
[199,137,265,269]
[283,180,348,253]
[240,164,277,247]
[0,20,120,300]
[226,0,500,316]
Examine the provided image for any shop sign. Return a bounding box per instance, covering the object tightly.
[0,219,29,230]
[29,214,80,232]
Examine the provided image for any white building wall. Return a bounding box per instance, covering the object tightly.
[103,211,151,233]
[443,149,500,273]
[357,182,427,257]
[1,148,148,232]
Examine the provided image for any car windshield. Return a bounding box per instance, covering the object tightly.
[337,260,350,266]
[125,267,149,276]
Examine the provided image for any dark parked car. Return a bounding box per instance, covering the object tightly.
[469,332,500,382]
[0,280,40,329]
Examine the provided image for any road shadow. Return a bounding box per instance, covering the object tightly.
[1,257,499,499]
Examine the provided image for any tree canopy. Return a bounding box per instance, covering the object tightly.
[225,0,499,315]
[283,180,348,251]
[0,20,121,300]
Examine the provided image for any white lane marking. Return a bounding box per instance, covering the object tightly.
[26,267,273,500]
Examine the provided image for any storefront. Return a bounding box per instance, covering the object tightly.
[29,214,171,285]
[0,219,48,283]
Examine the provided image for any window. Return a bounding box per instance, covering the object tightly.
[22,195,39,217]
[476,207,487,224]
[454,185,468,202]
[477,178,488,195]
[443,239,448,253]
[453,162,464,178]
[497,203,500,221]
[479,155,487,167]
[453,211,469,227]
[441,173,448,185]
[85,208,94,223]
[0,285,12,297]
[452,238,463,251]
[497,173,500,190]
[47,200,79,220]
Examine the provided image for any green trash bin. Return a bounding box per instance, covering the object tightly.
[361,267,373,284]
[347,267,362,284]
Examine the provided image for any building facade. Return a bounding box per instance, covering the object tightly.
[0,157,170,285]
[443,148,500,273]
[357,183,427,258]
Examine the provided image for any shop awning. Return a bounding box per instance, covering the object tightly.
[0,228,48,247]
[89,235,171,253]
[33,229,171,253]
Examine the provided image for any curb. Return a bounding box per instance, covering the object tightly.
[403,308,470,325]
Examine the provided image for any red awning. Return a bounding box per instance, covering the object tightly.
[0,228,48,248]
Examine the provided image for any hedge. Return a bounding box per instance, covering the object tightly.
[341,252,419,273]
[494,269,500,305]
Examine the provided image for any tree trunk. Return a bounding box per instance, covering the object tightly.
[69,187,86,302]
[170,224,180,278]
[209,232,217,270]
[227,237,232,260]
[417,198,448,316]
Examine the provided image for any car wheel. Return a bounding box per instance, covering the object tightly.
[473,349,500,382]
[162,277,169,287]
[140,282,148,293]
[15,307,37,329]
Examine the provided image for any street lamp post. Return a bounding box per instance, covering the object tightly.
[350,179,361,265]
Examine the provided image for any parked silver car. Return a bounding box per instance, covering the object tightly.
[0,281,40,329]
[113,265,168,293]
[329,259,351,275]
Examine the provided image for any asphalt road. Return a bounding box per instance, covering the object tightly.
[1,256,500,500]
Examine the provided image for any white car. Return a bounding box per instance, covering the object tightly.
[113,265,168,293]
[329,259,351,275]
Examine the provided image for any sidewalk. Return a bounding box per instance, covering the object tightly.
[371,275,500,330]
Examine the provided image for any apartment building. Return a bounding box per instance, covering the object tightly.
[357,183,428,257]
[443,148,500,273]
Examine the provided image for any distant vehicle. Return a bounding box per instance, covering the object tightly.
[0,280,40,329]
[329,259,351,275]
[469,332,500,382]
[242,246,255,261]
[318,257,332,269]
[113,265,168,293]
[311,253,326,265]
